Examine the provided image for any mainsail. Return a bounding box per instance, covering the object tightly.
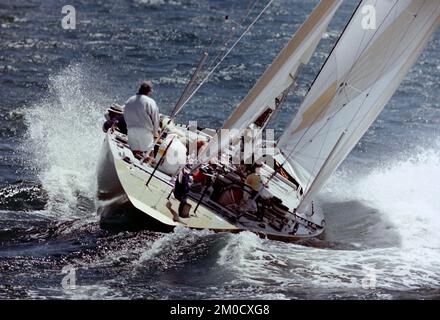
[198,0,343,163]
[277,0,440,212]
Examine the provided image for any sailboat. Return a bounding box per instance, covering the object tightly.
[96,0,440,242]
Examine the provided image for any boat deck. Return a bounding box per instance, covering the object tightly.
[107,129,324,241]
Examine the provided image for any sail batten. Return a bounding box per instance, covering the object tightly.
[277,0,440,213]
[197,0,343,163]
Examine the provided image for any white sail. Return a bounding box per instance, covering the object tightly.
[198,0,342,163]
[277,0,440,212]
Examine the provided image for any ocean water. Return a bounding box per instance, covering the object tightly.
[1,0,439,299]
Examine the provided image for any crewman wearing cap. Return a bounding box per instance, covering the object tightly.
[102,104,127,134]
[123,81,160,159]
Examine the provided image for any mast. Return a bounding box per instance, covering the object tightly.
[171,52,208,119]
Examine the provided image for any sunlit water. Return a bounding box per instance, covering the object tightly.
[0,0,439,299]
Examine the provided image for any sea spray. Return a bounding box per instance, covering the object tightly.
[215,146,440,294]
[323,146,440,249]
[23,63,112,218]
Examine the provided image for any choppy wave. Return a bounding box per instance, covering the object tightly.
[0,182,46,211]
[1,0,439,300]
[209,146,440,298]
[18,60,440,298]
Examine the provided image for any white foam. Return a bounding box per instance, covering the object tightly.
[217,146,440,292]
[136,226,214,267]
[23,64,107,218]
[325,146,440,250]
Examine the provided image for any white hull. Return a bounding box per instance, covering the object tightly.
[96,129,325,242]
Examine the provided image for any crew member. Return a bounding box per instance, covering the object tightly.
[123,81,160,159]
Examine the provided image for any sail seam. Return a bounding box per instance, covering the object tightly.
[298,0,437,202]
[341,1,427,146]
[286,0,404,159]
[276,0,364,161]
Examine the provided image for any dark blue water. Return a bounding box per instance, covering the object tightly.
[1,0,439,299]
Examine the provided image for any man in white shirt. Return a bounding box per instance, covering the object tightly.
[123,81,160,159]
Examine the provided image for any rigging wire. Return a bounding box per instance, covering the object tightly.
[252,0,365,198]
[286,0,399,161]
[173,0,275,116]
[276,0,364,159]
[204,0,262,74]
[284,0,431,195]
[181,0,261,111]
